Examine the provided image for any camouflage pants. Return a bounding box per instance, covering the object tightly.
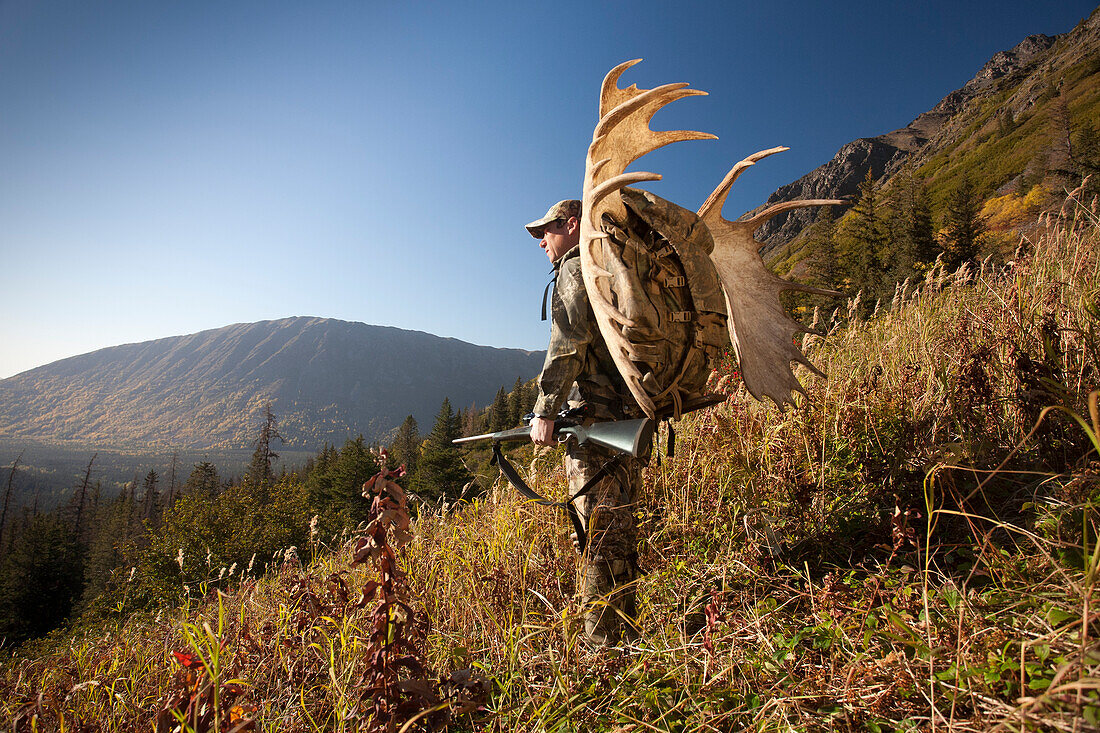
[566,439,645,646]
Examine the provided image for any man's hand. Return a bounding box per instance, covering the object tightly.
[530,416,556,446]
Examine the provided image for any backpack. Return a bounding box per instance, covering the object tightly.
[595,187,729,419]
[580,60,837,420]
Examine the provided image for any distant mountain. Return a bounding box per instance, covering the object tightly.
[757,7,1100,255]
[0,317,545,449]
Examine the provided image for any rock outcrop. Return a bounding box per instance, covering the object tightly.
[753,11,1100,253]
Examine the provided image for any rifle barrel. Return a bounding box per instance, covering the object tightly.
[452,433,496,444]
[452,425,534,445]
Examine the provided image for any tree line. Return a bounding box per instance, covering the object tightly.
[795,90,1100,313]
[386,376,538,503]
[0,379,538,648]
[796,169,990,311]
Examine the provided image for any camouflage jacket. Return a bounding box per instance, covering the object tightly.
[533,248,635,421]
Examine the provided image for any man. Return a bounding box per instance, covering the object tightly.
[525,199,647,646]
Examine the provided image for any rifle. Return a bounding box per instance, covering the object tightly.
[453,416,654,457]
[451,392,725,454]
[452,414,652,553]
[450,393,726,551]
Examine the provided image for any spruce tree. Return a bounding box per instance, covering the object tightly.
[417,398,470,502]
[80,489,135,610]
[806,206,841,289]
[0,512,83,642]
[139,469,160,526]
[165,451,180,509]
[390,415,421,477]
[507,377,526,427]
[906,176,938,268]
[312,436,379,528]
[837,170,889,299]
[942,177,986,269]
[521,379,536,417]
[489,387,510,432]
[891,169,938,276]
[184,462,221,498]
[1074,121,1100,174]
[1073,121,1100,201]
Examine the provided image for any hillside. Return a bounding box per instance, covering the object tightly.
[3,197,1097,732]
[756,7,1100,255]
[0,317,545,449]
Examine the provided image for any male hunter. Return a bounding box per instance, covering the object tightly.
[525,199,646,647]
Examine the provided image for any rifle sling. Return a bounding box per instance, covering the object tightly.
[541,269,557,322]
[491,441,620,554]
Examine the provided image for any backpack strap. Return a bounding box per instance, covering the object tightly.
[541,276,554,321]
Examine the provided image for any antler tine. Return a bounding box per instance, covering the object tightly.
[595,83,685,135]
[599,58,644,118]
[703,148,842,407]
[582,258,653,412]
[646,128,718,156]
[593,297,635,328]
[744,198,845,230]
[594,84,709,141]
[698,147,790,222]
[590,171,664,207]
[581,61,716,419]
[697,162,753,222]
[786,281,844,298]
[752,266,841,299]
[590,88,715,223]
[583,256,636,329]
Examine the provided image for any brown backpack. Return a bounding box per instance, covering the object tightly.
[597,187,729,418]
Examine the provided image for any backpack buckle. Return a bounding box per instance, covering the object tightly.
[666,275,686,288]
[671,311,692,323]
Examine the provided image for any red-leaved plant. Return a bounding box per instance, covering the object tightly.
[352,451,486,732]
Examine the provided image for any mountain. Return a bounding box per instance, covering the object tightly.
[757,7,1100,254]
[0,317,545,449]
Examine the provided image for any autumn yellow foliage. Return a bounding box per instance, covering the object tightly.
[976,185,1051,255]
[981,185,1050,231]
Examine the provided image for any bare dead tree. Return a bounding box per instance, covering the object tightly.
[72,453,97,540]
[166,450,180,508]
[0,449,24,559]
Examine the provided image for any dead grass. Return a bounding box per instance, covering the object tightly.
[3,194,1100,731]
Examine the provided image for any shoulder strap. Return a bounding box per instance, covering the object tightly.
[491,441,620,554]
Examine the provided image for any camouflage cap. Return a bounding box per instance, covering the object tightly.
[525,199,581,238]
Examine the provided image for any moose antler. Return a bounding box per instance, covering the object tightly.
[580,59,716,418]
[697,147,843,407]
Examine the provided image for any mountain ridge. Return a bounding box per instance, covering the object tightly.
[0,317,545,450]
[756,7,1100,252]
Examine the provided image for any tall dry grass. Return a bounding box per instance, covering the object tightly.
[3,194,1099,731]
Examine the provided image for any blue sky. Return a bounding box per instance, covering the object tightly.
[1,0,1095,378]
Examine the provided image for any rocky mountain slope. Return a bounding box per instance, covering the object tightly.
[0,318,545,449]
[757,7,1099,254]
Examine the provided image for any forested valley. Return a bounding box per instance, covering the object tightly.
[0,380,538,649]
